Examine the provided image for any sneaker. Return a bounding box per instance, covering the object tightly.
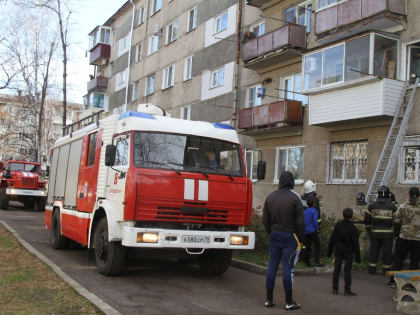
[314,262,325,267]
[285,301,301,311]
[264,300,274,308]
[344,291,357,296]
[332,289,338,295]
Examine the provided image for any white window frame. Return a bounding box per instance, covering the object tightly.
[187,6,198,32]
[247,84,263,107]
[135,43,142,62]
[147,35,159,55]
[162,64,175,89]
[249,21,265,37]
[245,149,259,181]
[399,136,420,184]
[210,67,224,88]
[145,75,155,96]
[317,0,345,11]
[327,141,368,184]
[183,55,193,81]
[180,105,191,120]
[89,92,105,109]
[285,1,312,33]
[116,69,127,91]
[166,20,179,45]
[132,81,139,101]
[215,11,228,34]
[274,146,305,185]
[151,0,162,16]
[282,73,308,105]
[118,34,130,57]
[138,6,146,25]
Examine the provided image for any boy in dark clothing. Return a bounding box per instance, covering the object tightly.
[327,208,361,296]
[302,199,319,267]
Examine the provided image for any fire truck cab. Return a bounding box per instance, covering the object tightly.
[45,111,257,276]
[0,160,47,210]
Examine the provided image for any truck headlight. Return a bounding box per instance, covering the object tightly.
[230,235,249,246]
[9,189,16,195]
[137,232,159,243]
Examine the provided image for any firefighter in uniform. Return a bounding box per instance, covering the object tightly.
[353,192,369,259]
[388,186,420,287]
[365,185,397,274]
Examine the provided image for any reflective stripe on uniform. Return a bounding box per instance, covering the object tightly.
[383,265,392,268]
[372,215,393,220]
[372,229,393,233]
[369,263,377,267]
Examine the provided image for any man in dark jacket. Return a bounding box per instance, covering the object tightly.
[328,208,361,295]
[365,185,397,274]
[263,171,305,311]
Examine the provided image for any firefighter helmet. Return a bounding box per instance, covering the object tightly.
[356,192,366,205]
[304,180,316,194]
[377,185,390,199]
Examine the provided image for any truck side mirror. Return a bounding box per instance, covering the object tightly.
[105,144,116,166]
[257,161,266,180]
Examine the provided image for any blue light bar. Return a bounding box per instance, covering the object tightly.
[212,122,235,130]
[119,111,155,120]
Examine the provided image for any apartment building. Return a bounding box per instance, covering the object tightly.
[85,0,243,124]
[239,0,420,215]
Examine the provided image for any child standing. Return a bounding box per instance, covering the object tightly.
[327,208,361,296]
[302,199,319,267]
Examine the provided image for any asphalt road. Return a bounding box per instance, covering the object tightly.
[0,205,400,315]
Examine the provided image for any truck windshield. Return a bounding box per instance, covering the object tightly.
[133,132,244,177]
[8,163,40,172]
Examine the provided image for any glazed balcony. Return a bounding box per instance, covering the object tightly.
[243,24,306,70]
[87,76,108,92]
[238,100,302,134]
[89,43,111,66]
[316,0,406,44]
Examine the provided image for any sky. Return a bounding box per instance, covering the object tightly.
[67,0,126,103]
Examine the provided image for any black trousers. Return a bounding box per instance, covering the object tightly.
[333,251,353,291]
[392,237,420,271]
[302,231,321,264]
[369,237,393,269]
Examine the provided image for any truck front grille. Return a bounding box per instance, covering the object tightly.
[20,177,37,188]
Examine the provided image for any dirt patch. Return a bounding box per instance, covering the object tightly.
[0,225,103,314]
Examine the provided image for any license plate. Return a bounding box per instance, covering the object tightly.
[182,235,211,244]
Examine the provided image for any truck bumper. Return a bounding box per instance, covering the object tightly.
[121,227,255,250]
[6,188,47,197]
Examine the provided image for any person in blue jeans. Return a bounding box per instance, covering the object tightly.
[302,199,319,267]
[263,171,305,311]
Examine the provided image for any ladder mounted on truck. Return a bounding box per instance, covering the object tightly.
[62,110,104,137]
[366,78,420,203]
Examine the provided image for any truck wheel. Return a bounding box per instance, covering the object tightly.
[24,199,35,210]
[198,249,232,276]
[0,188,9,210]
[51,210,69,249]
[93,217,126,276]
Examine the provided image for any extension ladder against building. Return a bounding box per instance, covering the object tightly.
[366,78,420,203]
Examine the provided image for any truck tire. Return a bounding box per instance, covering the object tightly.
[93,217,126,276]
[24,199,35,210]
[198,249,232,276]
[51,210,69,249]
[0,188,9,210]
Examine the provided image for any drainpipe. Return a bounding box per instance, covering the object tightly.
[124,0,136,113]
[232,0,243,128]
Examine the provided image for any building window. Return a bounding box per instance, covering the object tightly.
[215,11,228,34]
[399,137,420,184]
[250,21,265,37]
[318,0,344,10]
[118,34,130,56]
[135,44,142,62]
[184,56,193,81]
[245,149,259,180]
[89,93,105,109]
[87,132,97,166]
[407,42,420,83]
[138,6,145,25]
[116,69,127,90]
[283,74,308,105]
[211,67,224,88]
[151,0,162,15]
[115,137,129,166]
[162,64,175,89]
[166,20,179,44]
[187,6,198,32]
[89,26,111,49]
[285,1,312,33]
[274,146,304,184]
[303,33,398,91]
[248,84,263,107]
[147,35,159,55]
[145,75,155,96]
[180,105,191,120]
[329,141,367,184]
[132,82,139,101]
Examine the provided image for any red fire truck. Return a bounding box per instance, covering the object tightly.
[45,111,262,276]
[0,160,47,210]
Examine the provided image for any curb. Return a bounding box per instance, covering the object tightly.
[0,220,121,315]
[231,258,334,276]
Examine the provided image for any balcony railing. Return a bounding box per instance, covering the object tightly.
[87,76,108,92]
[238,100,302,131]
[243,24,306,69]
[316,0,406,42]
[89,43,111,65]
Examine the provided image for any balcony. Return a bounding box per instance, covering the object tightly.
[89,43,111,66]
[316,0,406,44]
[87,76,108,92]
[309,78,405,125]
[238,100,302,134]
[243,24,306,70]
[246,0,282,8]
